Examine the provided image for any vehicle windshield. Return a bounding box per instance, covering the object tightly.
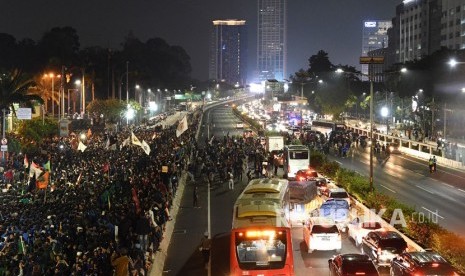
[379,239,407,253]
[235,231,287,270]
[290,151,308,159]
[330,192,348,198]
[311,225,339,234]
[342,260,378,274]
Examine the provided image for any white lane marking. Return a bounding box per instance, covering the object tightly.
[380,184,396,193]
[443,183,454,188]
[398,155,465,181]
[458,189,465,193]
[335,160,342,165]
[416,185,435,194]
[422,206,445,219]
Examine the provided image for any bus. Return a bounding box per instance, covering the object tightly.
[283,145,311,179]
[230,178,294,276]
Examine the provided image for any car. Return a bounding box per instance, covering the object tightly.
[361,230,407,266]
[295,169,318,181]
[236,122,244,129]
[387,142,401,154]
[347,217,383,247]
[303,217,341,253]
[328,254,379,276]
[327,188,351,207]
[390,251,460,276]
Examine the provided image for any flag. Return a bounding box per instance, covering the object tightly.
[75,172,83,186]
[18,236,26,255]
[141,140,151,155]
[122,137,130,147]
[176,116,188,137]
[105,137,110,149]
[208,135,215,145]
[23,154,29,168]
[29,161,43,179]
[36,171,49,189]
[77,141,87,152]
[43,160,51,172]
[86,128,92,139]
[131,132,142,146]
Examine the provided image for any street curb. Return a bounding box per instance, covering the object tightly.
[152,173,187,276]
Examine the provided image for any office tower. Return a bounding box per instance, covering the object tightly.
[209,19,247,86]
[440,0,465,50]
[388,0,441,65]
[257,0,287,81]
[361,20,392,78]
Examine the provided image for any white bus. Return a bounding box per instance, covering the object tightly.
[283,145,311,179]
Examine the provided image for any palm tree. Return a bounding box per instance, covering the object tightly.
[0,69,44,118]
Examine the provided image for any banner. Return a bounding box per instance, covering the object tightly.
[176,116,188,137]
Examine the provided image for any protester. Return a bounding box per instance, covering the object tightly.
[0,109,202,275]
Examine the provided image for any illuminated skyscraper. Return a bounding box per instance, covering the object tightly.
[361,20,392,78]
[257,0,287,81]
[209,19,247,86]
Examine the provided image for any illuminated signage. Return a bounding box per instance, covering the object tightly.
[365,21,377,28]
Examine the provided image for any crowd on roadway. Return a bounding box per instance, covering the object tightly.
[0,110,202,275]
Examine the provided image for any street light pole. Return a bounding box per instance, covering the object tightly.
[369,79,374,192]
[2,108,6,163]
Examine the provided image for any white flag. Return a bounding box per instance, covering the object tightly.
[29,161,43,179]
[141,140,151,155]
[122,137,130,147]
[131,132,142,146]
[77,141,87,152]
[176,116,188,137]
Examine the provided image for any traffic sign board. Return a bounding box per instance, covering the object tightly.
[1,145,7,152]
[360,56,385,64]
[1,138,7,145]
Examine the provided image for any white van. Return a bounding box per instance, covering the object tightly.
[303,217,341,253]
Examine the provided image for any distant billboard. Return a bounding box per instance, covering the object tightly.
[17,108,32,120]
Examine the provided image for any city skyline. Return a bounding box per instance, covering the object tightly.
[0,0,398,81]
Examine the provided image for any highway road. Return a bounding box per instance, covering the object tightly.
[162,105,392,276]
[328,143,465,238]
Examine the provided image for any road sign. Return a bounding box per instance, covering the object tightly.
[1,138,7,145]
[1,145,7,152]
[360,56,385,64]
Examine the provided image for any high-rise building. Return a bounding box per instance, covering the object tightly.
[361,20,392,78]
[257,0,287,81]
[440,0,465,50]
[388,0,441,65]
[209,19,247,86]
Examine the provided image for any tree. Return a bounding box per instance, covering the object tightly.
[87,99,127,123]
[0,69,43,117]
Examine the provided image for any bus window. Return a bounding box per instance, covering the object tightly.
[234,230,287,270]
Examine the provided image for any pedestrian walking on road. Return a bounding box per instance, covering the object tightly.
[193,185,199,208]
[228,171,234,190]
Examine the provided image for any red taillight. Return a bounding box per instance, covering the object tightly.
[355,273,366,275]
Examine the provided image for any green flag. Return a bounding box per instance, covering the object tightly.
[43,160,51,172]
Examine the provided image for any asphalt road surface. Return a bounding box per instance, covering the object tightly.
[162,105,393,276]
[328,143,465,238]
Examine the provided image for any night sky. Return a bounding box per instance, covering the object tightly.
[0,0,399,81]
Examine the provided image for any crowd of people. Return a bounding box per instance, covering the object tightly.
[0,109,202,275]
